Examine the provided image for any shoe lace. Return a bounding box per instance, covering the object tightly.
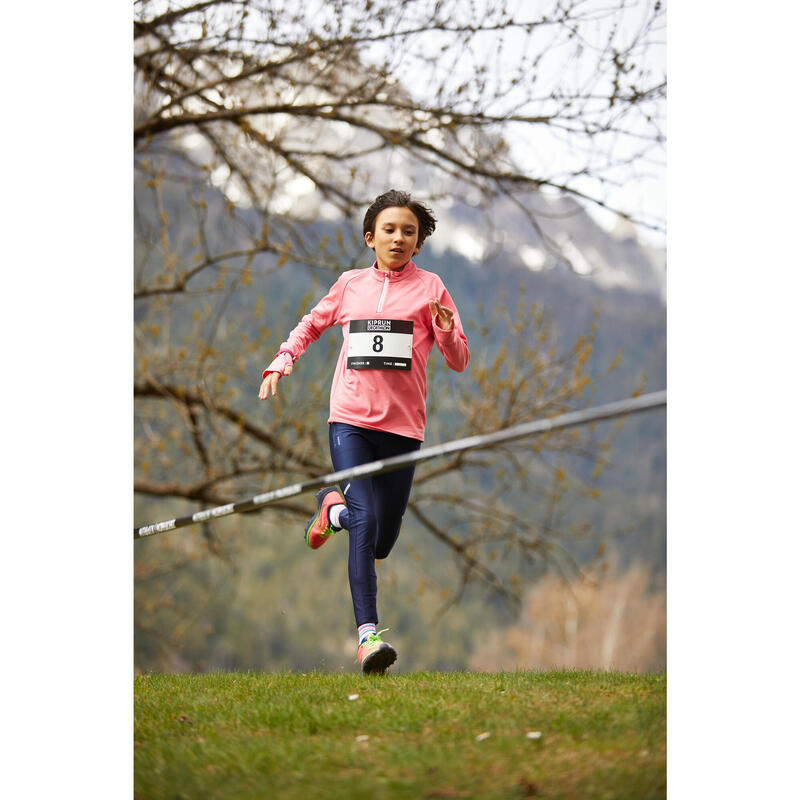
[363,628,390,645]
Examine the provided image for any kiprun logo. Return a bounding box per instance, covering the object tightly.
[366,319,392,332]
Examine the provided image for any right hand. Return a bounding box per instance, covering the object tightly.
[258,354,293,399]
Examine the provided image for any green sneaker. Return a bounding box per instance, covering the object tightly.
[357,630,397,674]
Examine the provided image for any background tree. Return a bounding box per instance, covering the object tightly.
[133,0,665,671]
[135,0,665,293]
[468,559,666,672]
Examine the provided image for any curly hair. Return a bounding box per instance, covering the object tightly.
[362,189,437,249]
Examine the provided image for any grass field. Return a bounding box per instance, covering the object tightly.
[134,670,665,799]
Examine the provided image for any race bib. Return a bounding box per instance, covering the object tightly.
[347,319,413,370]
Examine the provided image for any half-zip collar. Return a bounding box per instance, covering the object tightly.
[372,259,417,313]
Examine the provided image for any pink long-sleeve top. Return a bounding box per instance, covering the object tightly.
[265,260,470,441]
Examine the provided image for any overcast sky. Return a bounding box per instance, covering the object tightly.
[359,0,667,246]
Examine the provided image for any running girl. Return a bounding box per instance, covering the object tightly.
[259,189,469,673]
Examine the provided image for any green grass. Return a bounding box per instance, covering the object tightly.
[134,670,665,799]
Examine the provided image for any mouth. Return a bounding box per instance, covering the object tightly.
[390,248,405,254]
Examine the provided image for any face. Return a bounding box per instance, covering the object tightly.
[364,206,420,271]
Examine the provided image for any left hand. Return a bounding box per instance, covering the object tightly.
[428,298,454,331]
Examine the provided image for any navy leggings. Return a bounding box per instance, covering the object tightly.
[328,422,421,627]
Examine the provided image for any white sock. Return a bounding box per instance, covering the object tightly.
[358,623,377,645]
[328,503,346,530]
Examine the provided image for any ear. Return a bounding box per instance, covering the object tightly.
[364,231,375,250]
[413,242,421,255]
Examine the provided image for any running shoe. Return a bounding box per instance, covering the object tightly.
[304,486,345,549]
[357,630,397,674]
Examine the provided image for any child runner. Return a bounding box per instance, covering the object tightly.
[258,189,470,674]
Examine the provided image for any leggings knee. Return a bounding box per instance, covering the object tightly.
[374,526,401,560]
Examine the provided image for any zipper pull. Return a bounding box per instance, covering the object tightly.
[377,273,389,312]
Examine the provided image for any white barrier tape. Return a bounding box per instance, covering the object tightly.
[135,390,666,539]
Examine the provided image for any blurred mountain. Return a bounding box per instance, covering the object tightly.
[428,190,665,302]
